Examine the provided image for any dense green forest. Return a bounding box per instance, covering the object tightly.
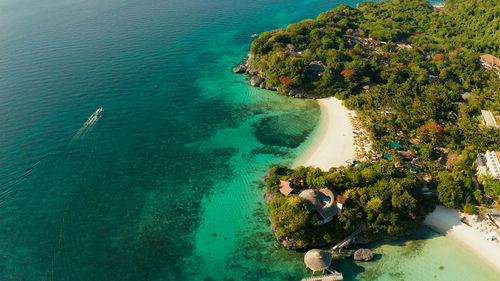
[251,0,500,97]
[253,0,500,247]
[250,0,499,154]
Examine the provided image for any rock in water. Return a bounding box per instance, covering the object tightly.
[250,75,264,87]
[233,65,247,73]
[354,248,373,261]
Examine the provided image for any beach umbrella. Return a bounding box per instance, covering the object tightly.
[304,249,332,273]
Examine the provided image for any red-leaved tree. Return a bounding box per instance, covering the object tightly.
[420,121,444,143]
[341,69,355,78]
[279,75,294,86]
[434,54,445,61]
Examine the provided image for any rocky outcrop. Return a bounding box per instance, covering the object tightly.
[232,65,247,73]
[246,68,261,76]
[353,248,373,261]
[232,52,322,99]
[250,75,264,87]
[264,190,281,204]
[277,88,322,99]
[264,170,276,181]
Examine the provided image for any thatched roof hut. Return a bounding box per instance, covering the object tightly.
[304,249,332,272]
[279,180,294,196]
[299,188,338,223]
[299,189,323,206]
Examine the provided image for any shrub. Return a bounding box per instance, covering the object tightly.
[269,196,312,236]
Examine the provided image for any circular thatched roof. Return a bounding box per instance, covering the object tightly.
[299,189,336,209]
[299,189,337,221]
[304,249,332,271]
[299,189,322,208]
[319,188,335,208]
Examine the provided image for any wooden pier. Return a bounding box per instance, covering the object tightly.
[329,223,365,253]
[300,223,365,281]
[301,272,343,281]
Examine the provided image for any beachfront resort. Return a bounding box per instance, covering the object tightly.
[235,0,500,279]
[480,54,500,78]
[348,112,371,162]
[477,151,500,180]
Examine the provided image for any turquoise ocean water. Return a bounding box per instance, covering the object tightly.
[0,0,498,280]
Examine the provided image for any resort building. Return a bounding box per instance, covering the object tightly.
[299,188,343,225]
[481,110,499,128]
[477,151,500,180]
[477,154,488,177]
[396,43,412,50]
[308,61,326,75]
[336,195,346,211]
[278,180,294,196]
[480,54,500,77]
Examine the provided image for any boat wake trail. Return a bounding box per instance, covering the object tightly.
[71,108,103,141]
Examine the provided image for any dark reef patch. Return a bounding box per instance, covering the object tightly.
[253,113,314,148]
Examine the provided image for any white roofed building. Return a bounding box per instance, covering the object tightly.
[481,110,499,128]
[477,151,500,180]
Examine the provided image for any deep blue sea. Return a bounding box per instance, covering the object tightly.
[0,0,344,280]
[1,0,498,281]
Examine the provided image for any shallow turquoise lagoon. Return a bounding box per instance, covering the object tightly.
[0,0,497,280]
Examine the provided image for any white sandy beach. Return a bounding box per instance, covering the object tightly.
[424,206,500,274]
[296,97,355,170]
[294,97,500,274]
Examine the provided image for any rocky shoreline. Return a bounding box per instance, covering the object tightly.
[233,54,321,99]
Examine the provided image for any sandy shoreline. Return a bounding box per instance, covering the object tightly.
[293,97,500,274]
[295,97,355,170]
[424,206,500,274]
